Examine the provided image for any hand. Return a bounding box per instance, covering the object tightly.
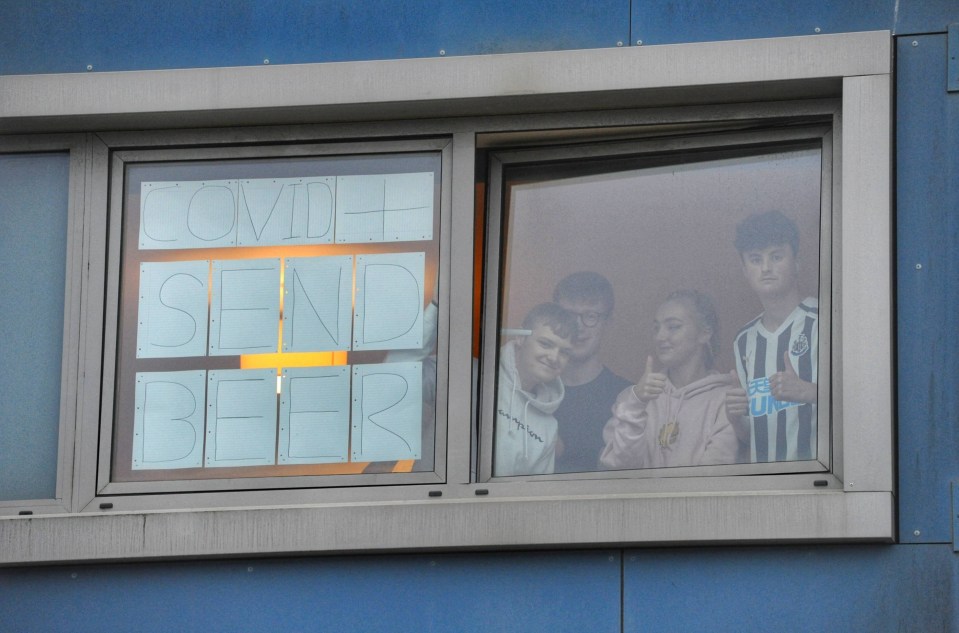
[632,355,667,403]
[771,351,817,404]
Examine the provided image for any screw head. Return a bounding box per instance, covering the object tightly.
[616,41,623,47]
[814,27,821,33]
[263,59,270,65]
[913,530,921,536]
[915,263,922,270]
[439,49,446,56]
[912,40,919,47]
[636,39,643,46]
[85,64,93,71]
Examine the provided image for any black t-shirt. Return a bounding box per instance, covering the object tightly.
[554,367,631,473]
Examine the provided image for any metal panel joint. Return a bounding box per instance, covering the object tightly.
[952,480,959,550]
[948,24,958,93]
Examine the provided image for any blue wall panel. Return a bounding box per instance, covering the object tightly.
[0,0,628,75]
[897,33,959,544]
[0,551,621,633]
[624,545,958,633]
[632,0,894,46]
[631,0,958,46]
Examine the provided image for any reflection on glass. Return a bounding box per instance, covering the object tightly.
[494,146,821,476]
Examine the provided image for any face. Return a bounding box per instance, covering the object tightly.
[740,244,799,300]
[557,298,609,363]
[515,322,574,391]
[653,300,711,370]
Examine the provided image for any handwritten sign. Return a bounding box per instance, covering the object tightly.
[140,173,433,250]
[279,366,351,464]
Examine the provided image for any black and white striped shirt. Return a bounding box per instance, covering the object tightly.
[733,298,818,462]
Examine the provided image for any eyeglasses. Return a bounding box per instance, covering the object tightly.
[571,310,608,328]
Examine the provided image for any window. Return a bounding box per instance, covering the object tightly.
[102,143,447,494]
[482,125,832,479]
[0,31,893,563]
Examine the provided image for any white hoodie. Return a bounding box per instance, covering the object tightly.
[494,340,564,476]
[600,372,739,470]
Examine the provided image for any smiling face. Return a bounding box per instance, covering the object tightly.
[556,297,608,363]
[515,323,574,391]
[741,243,800,301]
[653,300,711,371]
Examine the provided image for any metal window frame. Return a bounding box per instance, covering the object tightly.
[0,31,892,563]
[479,121,836,483]
[94,138,454,497]
[0,135,89,516]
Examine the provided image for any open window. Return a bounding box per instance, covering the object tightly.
[482,122,833,480]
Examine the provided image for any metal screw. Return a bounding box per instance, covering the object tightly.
[429,560,437,566]
[247,566,253,572]
[608,555,615,561]
[439,49,446,56]
[913,530,921,536]
[814,27,821,33]
[85,65,93,71]
[263,59,270,65]
[616,41,623,47]
[636,39,643,46]
[915,263,922,270]
[912,40,919,47]
[71,572,78,578]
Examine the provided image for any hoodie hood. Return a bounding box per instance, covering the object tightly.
[664,371,737,401]
[498,339,565,414]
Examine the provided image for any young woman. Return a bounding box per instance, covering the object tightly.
[599,290,739,469]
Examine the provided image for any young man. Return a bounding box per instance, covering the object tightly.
[726,211,818,462]
[494,303,578,477]
[552,272,631,473]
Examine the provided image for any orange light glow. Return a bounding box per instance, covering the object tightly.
[392,460,415,473]
[239,351,348,369]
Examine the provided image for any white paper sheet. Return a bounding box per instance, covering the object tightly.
[132,370,206,470]
[351,362,422,462]
[205,368,278,467]
[140,180,239,250]
[209,258,281,355]
[236,177,336,246]
[334,172,434,243]
[137,260,209,358]
[282,256,353,352]
[278,366,351,464]
[353,252,424,351]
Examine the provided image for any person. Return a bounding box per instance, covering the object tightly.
[551,272,631,473]
[725,210,818,463]
[600,290,739,469]
[494,303,577,476]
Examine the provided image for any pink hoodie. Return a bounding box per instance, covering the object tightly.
[600,372,739,470]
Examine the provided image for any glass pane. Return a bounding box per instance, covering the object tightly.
[0,152,70,500]
[113,152,441,483]
[493,144,822,476]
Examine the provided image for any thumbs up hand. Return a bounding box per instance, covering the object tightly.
[632,355,667,403]
[771,351,817,404]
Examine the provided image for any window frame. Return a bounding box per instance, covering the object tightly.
[96,138,453,496]
[0,31,893,563]
[0,135,89,516]
[479,121,836,482]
